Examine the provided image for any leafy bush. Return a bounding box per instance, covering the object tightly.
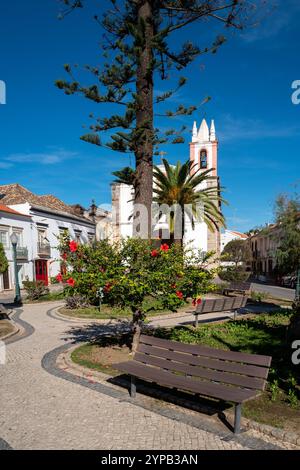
[0,242,8,274]
[250,291,267,303]
[218,266,249,282]
[56,236,216,314]
[65,295,89,309]
[23,280,49,300]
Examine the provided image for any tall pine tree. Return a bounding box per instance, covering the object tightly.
[56,0,265,237]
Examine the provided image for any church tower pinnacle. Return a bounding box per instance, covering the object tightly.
[190,118,218,176]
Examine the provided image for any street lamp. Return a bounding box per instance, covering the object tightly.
[10,233,21,304]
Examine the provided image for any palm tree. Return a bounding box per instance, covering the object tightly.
[153,158,226,245]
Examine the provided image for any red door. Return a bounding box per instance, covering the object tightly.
[35,260,48,286]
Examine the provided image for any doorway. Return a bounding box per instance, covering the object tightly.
[35,260,48,286]
[2,268,10,289]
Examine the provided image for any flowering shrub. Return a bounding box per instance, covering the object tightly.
[56,235,216,313]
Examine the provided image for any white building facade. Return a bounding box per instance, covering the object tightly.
[0,185,95,292]
[0,205,32,291]
[220,229,248,252]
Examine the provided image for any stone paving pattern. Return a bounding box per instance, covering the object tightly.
[0,302,297,450]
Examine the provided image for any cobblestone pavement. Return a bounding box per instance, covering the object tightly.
[0,302,296,450]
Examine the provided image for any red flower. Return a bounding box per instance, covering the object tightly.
[56,273,63,283]
[192,298,202,306]
[160,243,169,252]
[176,291,183,299]
[69,240,78,252]
[67,277,75,287]
[151,249,159,257]
[171,283,176,289]
[61,253,67,260]
[104,282,112,293]
[197,298,202,305]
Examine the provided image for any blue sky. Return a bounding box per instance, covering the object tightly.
[0,0,299,232]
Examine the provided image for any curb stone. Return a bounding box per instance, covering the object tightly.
[0,317,20,342]
[60,342,300,449]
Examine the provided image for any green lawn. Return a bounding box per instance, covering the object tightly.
[59,298,194,320]
[60,305,132,320]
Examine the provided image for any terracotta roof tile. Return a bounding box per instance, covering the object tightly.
[0,203,31,217]
[0,183,91,222]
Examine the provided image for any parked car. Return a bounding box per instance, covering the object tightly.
[280,275,297,289]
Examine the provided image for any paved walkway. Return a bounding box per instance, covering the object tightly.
[0,302,296,450]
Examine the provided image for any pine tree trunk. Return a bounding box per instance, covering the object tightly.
[134,1,154,239]
[131,308,143,354]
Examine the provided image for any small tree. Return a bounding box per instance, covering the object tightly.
[221,238,251,268]
[57,236,216,350]
[274,194,300,276]
[0,243,8,274]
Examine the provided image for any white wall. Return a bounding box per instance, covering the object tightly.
[116,180,209,253]
[220,230,247,252]
[0,209,33,291]
[118,184,134,239]
[6,203,95,286]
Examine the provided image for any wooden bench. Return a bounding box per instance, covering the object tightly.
[193,296,248,327]
[223,281,251,296]
[114,334,272,434]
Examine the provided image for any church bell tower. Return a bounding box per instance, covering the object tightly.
[190,118,218,176]
[188,118,221,258]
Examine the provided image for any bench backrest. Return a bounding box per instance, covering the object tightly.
[135,335,271,393]
[228,281,251,291]
[195,295,247,314]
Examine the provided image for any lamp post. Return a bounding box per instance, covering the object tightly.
[296,268,300,301]
[10,233,21,304]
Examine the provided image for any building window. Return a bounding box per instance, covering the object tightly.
[59,227,69,236]
[200,150,207,169]
[88,233,95,244]
[12,228,23,246]
[74,231,82,243]
[0,228,8,247]
[38,229,46,244]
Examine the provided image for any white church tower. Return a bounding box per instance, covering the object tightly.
[184,118,221,256]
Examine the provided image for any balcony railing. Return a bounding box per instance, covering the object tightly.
[37,243,51,257]
[16,247,28,260]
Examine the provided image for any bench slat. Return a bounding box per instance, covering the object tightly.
[139,335,271,368]
[138,343,269,379]
[195,296,247,313]
[114,360,259,404]
[134,352,266,391]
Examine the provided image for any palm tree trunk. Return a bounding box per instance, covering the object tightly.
[181,204,185,247]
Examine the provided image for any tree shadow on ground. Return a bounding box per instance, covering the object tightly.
[62,320,133,345]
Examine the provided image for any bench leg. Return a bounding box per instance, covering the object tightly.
[233,309,238,321]
[234,404,242,434]
[194,314,199,328]
[130,376,136,398]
